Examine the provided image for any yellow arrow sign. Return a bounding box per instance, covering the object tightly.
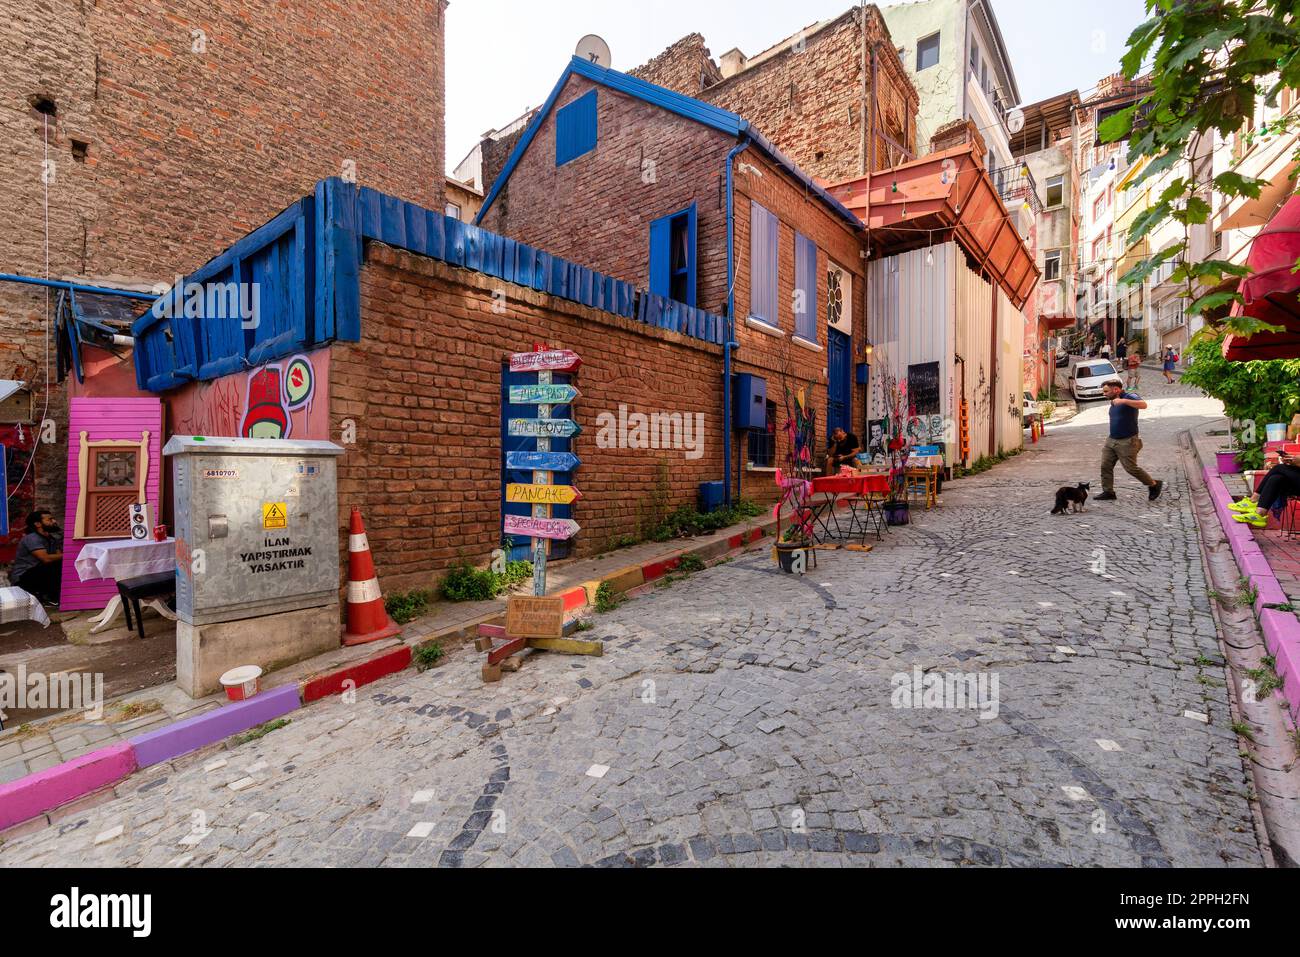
[506,484,583,506]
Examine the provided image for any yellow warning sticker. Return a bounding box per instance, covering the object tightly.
[262,502,288,530]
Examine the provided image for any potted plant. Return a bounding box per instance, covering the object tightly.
[1216,419,1242,475]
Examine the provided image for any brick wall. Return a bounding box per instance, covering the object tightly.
[629,6,919,185]
[730,152,869,481]
[335,246,728,592]
[479,75,736,315]
[629,33,722,95]
[1,0,446,516]
[478,72,869,493]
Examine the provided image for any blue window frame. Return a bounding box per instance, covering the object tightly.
[749,202,779,326]
[649,204,697,307]
[555,90,598,166]
[794,232,818,342]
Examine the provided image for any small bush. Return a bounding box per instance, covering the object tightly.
[386,589,437,624]
[439,560,534,603]
[233,718,290,747]
[678,553,706,574]
[594,581,621,614]
[413,642,445,672]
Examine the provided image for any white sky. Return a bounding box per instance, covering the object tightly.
[444,0,1148,174]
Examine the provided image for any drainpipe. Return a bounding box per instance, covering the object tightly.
[724,138,751,507]
[0,273,154,301]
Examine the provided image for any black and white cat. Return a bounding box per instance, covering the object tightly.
[1051,483,1091,515]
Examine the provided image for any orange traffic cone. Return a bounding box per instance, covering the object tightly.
[342,506,401,647]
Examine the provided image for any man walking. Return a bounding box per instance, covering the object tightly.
[1125,348,1143,390]
[1096,380,1164,502]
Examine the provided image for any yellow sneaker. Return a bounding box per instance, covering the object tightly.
[1230,498,1258,512]
[1232,511,1266,528]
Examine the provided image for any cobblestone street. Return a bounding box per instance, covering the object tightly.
[0,378,1267,868]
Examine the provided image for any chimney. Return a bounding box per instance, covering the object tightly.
[720,48,747,78]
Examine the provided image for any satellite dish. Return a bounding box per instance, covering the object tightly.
[575,34,612,68]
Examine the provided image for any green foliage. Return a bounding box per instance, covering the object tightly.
[1105,0,1300,330]
[677,553,706,574]
[438,560,533,604]
[413,642,444,672]
[643,499,763,542]
[232,718,290,747]
[1181,333,1300,469]
[594,581,621,614]
[385,588,437,624]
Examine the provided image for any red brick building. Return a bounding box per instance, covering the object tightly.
[0,0,447,535]
[629,6,919,184]
[477,58,873,499]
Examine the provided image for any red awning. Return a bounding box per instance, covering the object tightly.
[1223,299,1300,361]
[1240,194,1300,303]
[1225,195,1300,361]
[824,144,1040,310]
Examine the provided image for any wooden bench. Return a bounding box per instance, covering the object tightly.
[116,572,176,640]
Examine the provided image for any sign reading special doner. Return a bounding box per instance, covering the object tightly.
[506,595,566,639]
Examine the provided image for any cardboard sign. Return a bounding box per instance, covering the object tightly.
[506,484,582,505]
[506,595,566,639]
[262,502,288,530]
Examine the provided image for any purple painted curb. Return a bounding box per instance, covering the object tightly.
[0,743,137,831]
[1204,467,1300,717]
[129,684,301,769]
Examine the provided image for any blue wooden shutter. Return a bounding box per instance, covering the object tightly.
[649,213,671,298]
[556,90,598,166]
[794,232,818,342]
[750,202,778,325]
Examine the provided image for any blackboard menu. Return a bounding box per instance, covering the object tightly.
[908,362,941,416]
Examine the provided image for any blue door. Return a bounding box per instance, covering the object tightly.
[827,329,851,436]
[501,366,574,561]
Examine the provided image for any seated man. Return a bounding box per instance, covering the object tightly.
[1231,456,1300,528]
[825,427,862,475]
[9,509,64,606]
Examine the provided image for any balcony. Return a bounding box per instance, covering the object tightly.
[992,164,1044,215]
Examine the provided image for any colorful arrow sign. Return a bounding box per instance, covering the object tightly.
[506,483,582,506]
[509,418,582,438]
[509,384,580,405]
[510,350,582,374]
[504,515,581,542]
[506,451,581,472]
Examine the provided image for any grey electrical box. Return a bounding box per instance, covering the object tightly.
[164,436,346,626]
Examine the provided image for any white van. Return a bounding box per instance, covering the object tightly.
[1071,360,1119,401]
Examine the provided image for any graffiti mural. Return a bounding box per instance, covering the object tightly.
[170,349,328,442]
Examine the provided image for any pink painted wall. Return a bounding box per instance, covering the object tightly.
[165,348,330,442]
[59,397,164,611]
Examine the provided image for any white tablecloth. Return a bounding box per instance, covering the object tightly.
[907,455,944,470]
[74,538,177,583]
[0,586,50,627]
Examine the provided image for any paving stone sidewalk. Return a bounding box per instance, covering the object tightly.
[0,379,1266,867]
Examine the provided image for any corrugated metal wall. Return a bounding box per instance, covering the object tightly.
[996,289,1027,455]
[866,244,957,462]
[955,261,993,468]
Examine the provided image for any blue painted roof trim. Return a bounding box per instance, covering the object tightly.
[476,57,861,231]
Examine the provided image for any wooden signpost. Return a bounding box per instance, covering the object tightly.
[486,345,600,682]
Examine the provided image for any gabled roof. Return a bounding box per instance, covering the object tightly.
[476,56,861,229]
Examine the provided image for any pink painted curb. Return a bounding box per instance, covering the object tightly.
[1204,467,1300,717]
[0,743,137,831]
